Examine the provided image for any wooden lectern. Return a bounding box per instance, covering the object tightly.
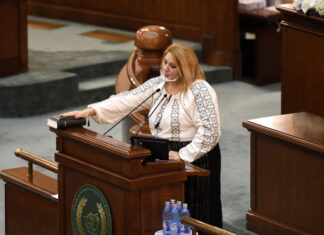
[51,126,188,235]
[277,4,324,117]
[0,126,208,234]
[243,112,324,234]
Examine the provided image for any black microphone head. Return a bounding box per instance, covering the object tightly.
[156,88,161,92]
[155,121,160,129]
[163,94,167,98]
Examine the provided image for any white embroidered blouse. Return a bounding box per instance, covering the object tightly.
[88,76,221,163]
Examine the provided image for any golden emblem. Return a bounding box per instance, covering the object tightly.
[76,197,87,235]
[74,196,109,234]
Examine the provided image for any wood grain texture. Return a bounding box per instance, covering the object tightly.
[28,19,66,30]
[243,112,324,234]
[0,168,58,235]
[80,30,135,42]
[277,4,324,117]
[0,0,28,77]
[51,127,187,234]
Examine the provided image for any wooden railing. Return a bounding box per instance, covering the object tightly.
[181,215,235,235]
[15,148,58,181]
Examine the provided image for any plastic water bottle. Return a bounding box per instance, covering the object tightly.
[170,203,179,235]
[163,201,171,235]
[176,201,182,232]
[176,201,182,215]
[180,203,190,235]
[170,198,176,205]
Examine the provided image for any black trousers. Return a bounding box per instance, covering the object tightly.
[168,141,223,229]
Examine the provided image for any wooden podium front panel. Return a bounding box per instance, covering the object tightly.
[5,184,59,235]
[249,133,324,234]
[52,127,187,234]
[62,167,133,235]
[278,4,324,117]
[281,26,324,117]
[243,112,324,234]
[59,156,185,235]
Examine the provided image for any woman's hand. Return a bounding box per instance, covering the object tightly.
[60,108,95,119]
[169,151,181,161]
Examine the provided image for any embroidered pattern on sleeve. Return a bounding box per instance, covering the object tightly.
[116,76,163,96]
[170,98,180,141]
[191,81,219,157]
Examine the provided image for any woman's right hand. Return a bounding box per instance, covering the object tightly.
[60,108,95,119]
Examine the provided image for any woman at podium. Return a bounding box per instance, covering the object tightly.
[62,43,223,228]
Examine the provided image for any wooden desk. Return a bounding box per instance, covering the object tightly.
[239,1,292,85]
[0,167,58,235]
[277,4,324,117]
[243,112,324,234]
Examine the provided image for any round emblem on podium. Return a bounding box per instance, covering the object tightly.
[72,184,112,235]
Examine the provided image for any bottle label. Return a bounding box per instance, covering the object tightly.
[170,223,178,235]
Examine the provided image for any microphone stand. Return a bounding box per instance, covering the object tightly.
[134,93,168,136]
[103,88,161,135]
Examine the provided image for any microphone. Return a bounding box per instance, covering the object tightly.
[135,94,169,136]
[103,88,161,135]
[154,95,172,129]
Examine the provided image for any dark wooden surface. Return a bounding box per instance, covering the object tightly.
[129,123,210,177]
[239,0,292,20]
[277,4,324,117]
[0,167,58,235]
[243,112,324,234]
[239,1,292,85]
[28,0,241,79]
[52,126,187,235]
[0,0,28,77]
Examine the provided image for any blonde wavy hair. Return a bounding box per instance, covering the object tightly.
[161,44,205,94]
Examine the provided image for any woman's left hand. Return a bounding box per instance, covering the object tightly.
[169,151,181,161]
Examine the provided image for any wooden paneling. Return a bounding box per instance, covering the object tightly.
[52,127,187,235]
[6,184,59,235]
[29,0,203,40]
[277,4,324,117]
[202,0,241,79]
[243,112,324,234]
[0,167,58,235]
[0,0,28,77]
[29,0,241,79]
